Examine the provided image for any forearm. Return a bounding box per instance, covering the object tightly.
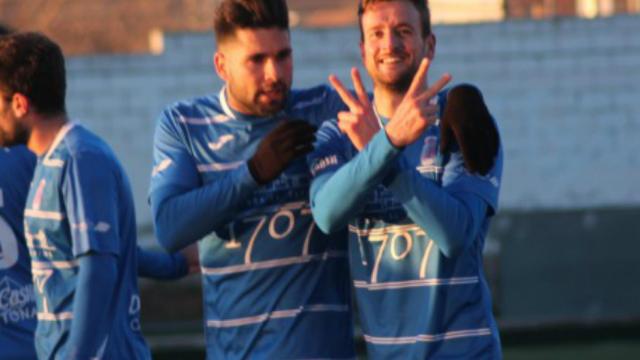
[137,247,188,280]
[387,170,487,258]
[68,253,117,359]
[311,130,400,233]
[152,163,257,252]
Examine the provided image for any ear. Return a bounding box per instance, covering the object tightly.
[213,51,228,82]
[359,41,365,63]
[425,33,436,60]
[11,93,29,118]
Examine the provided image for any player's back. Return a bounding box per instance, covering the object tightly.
[24,123,150,359]
[0,146,38,359]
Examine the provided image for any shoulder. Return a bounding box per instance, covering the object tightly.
[61,125,121,177]
[289,84,337,111]
[158,93,226,126]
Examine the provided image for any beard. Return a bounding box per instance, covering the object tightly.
[375,60,421,95]
[0,116,30,147]
[229,81,289,118]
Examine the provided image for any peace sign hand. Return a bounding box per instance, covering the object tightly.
[329,67,381,151]
[385,58,452,148]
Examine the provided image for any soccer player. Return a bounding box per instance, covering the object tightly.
[0,32,180,359]
[0,146,38,359]
[308,0,503,358]
[0,146,194,360]
[150,0,354,358]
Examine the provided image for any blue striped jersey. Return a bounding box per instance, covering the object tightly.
[23,123,150,359]
[308,91,504,359]
[0,146,37,359]
[151,85,355,359]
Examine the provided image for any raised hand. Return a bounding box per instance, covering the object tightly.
[248,120,317,184]
[329,67,380,151]
[440,84,499,175]
[385,58,452,148]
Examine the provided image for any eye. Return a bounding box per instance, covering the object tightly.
[248,54,266,65]
[276,49,292,61]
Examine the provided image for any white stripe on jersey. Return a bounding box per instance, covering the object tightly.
[44,122,76,161]
[24,209,65,221]
[37,312,74,321]
[206,303,349,328]
[197,161,244,173]
[42,158,65,168]
[200,250,346,275]
[177,114,231,125]
[31,259,79,270]
[292,95,325,110]
[353,276,479,290]
[364,328,492,345]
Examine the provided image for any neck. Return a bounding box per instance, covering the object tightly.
[27,114,68,156]
[373,86,404,119]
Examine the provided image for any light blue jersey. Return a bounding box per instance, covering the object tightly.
[0,146,37,360]
[24,123,150,359]
[150,85,355,359]
[309,90,503,359]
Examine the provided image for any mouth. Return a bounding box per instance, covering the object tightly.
[377,53,407,66]
[258,84,287,101]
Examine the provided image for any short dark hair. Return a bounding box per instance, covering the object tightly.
[213,0,289,44]
[0,32,66,116]
[358,0,431,41]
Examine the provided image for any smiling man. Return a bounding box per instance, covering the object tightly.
[308,0,503,358]
[149,0,354,358]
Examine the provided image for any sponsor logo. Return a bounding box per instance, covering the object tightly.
[311,155,338,176]
[208,134,235,151]
[0,276,37,324]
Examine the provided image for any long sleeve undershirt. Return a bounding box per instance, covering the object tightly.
[68,253,117,359]
[137,246,188,280]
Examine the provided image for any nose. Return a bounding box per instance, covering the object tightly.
[263,58,281,83]
[382,30,402,52]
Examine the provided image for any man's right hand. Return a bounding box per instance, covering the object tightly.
[248,120,317,184]
[385,58,451,148]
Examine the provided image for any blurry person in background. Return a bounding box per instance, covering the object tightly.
[308,0,503,358]
[149,0,355,358]
[0,31,197,359]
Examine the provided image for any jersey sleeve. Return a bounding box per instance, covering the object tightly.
[149,107,259,252]
[137,246,188,280]
[149,108,201,202]
[385,134,503,258]
[442,145,503,215]
[308,120,401,233]
[62,151,122,258]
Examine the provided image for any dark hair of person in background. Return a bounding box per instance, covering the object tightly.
[0,24,14,36]
[213,0,289,44]
[0,32,66,116]
[357,0,432,40]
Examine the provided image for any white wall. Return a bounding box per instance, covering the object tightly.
[64,15,640,231]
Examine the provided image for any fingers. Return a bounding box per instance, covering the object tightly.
[351,68,371,108]
[406,58,431,98]
[329,74,360,111]
[337,111,358,133]
[415,72,452,103]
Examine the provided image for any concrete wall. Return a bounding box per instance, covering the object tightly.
[64,15,640,231]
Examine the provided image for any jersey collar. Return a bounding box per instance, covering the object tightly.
[43,121,76,161]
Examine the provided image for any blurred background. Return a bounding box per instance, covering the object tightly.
[2,0,639,358]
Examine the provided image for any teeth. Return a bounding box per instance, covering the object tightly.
[380,58,401,64]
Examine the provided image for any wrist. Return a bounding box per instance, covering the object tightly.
[383,126,404,150]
